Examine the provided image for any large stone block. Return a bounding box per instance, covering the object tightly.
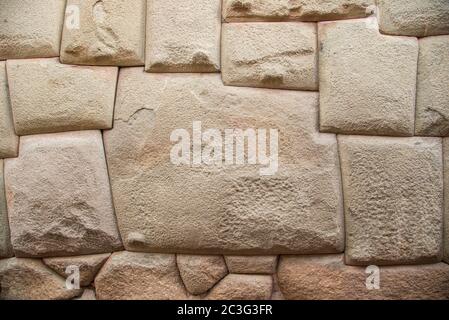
[339,136,443,265]
[0,160,13,258]
[222,22,318,90]
[0,0,65,60]
[145,0,221,72]
[6,58,117,135]
[378,0,449,37]
[319,18,418,136]
[4,130,123,258]
[206,274,273,300]
[415,36,449,136]
[0,61,18,158]
[443,139,449,264]
[61,0,146,66]
[104,69,344,255]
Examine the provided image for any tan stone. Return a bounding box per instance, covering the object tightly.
[278,255,449,300]
[43,254,111,287]
[415,36,449,136]
[222,22,317,90]
[95,251,187,300]
[222,0,375,22]
[0,160,13,258]
[0,0,65,60]
[4,130,123,258]
[338,136,443,265]
[145,0,221,72]
[0,61,18,158]
[225,256,277,274]
[443,139,449,264]
[75,288,96,300]
[0,258,82,300]
[104,69,344,254]
[206,274,272,300]
[378,0,449,37]
[177,255,228,295]
[61,0,146,66]
[319,18,418,136]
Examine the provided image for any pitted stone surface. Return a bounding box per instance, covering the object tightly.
[206,274,272,300]
[319,18,418,136]
[6,58,117,135]
[339,136,443,265]
[225,256,277,274]
[4,130,123,258]
[61,0,146,66]
[222,22,318,90]
[443,139,449,264]
[0,61,18,158]
[0,160,13,258]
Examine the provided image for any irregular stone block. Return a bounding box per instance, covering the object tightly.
[0,61,18,158]
[339,136,443,265]
[278,255,449,300]
[0,160,13,258]
[415,36,449,136]
[222,22,318,90]
[222,0,375,22]
[95,251,187,300]
[61,0,146,66]
[104,69,344,254]
[378,0,449,37]
[75,288,96,300]
[145,0,221,72]
[225,256,277,274]
[319,18,418,136]
[206,274,272,300]
[177,255,228,295]
[0,258,82,300]
[43,253,110,287]
[4,130,123,257]
[6,58,117,135]
[0,0,65,60]
[443,139,449,264]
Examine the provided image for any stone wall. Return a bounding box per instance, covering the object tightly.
[0,0,448,300]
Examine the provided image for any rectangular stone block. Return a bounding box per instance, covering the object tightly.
[145,0,221,72]
[222,22,318,90]
[0,160,13,258]
[0,61,18,158]
[61,0,146,66]
[6,58,118,135]
[338,136,443,265]
[225,256,277,274]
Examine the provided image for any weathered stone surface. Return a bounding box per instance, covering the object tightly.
[0,61,18,158]
[443,139,449,264]
[75,288,96,300]
[95,251,187,300]
[278,255,449,300]
[225,256,277,274]
[177,255,228,295]
[0,258,82,300]
[6,58,117,135]
[415,36,449,136]
[378,0,449,37]
[0,160,13,258]
[222,0,375,22]
[339,136,443,265]
[61,0,146,66]
[145,0,221,72]
[104,69,344,254]
[206,274,272,300]
[43,253,110,287]
[0,0,65,60]
[4,130,123,258]
[222,22,317,90]
[319,18,418,136]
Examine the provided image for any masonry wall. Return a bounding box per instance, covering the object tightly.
[0,0,449,300]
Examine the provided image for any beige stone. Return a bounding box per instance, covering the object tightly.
[75,288,96,300]
[103,69,344,254]
[206,274,272,300]
[95,251,187,300]
[222,22,317,90]
[339,136,443,265]
[378,0,449,37]
[222,0,375,22]
[0,62,18,158]
[278,255,449,300]
[0,160,13,258]
[61,0,146,66]
[145,0,221,72]
[225,256,277,274]
[6,58,117,136]
[0,0,65,60]
[443,139,449,264]
[4,130,123,258]
[319,18,418,136]
[0,258,82,300]
[415,36,449,136]
[43,254,111,287]
[177,255,228,295]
